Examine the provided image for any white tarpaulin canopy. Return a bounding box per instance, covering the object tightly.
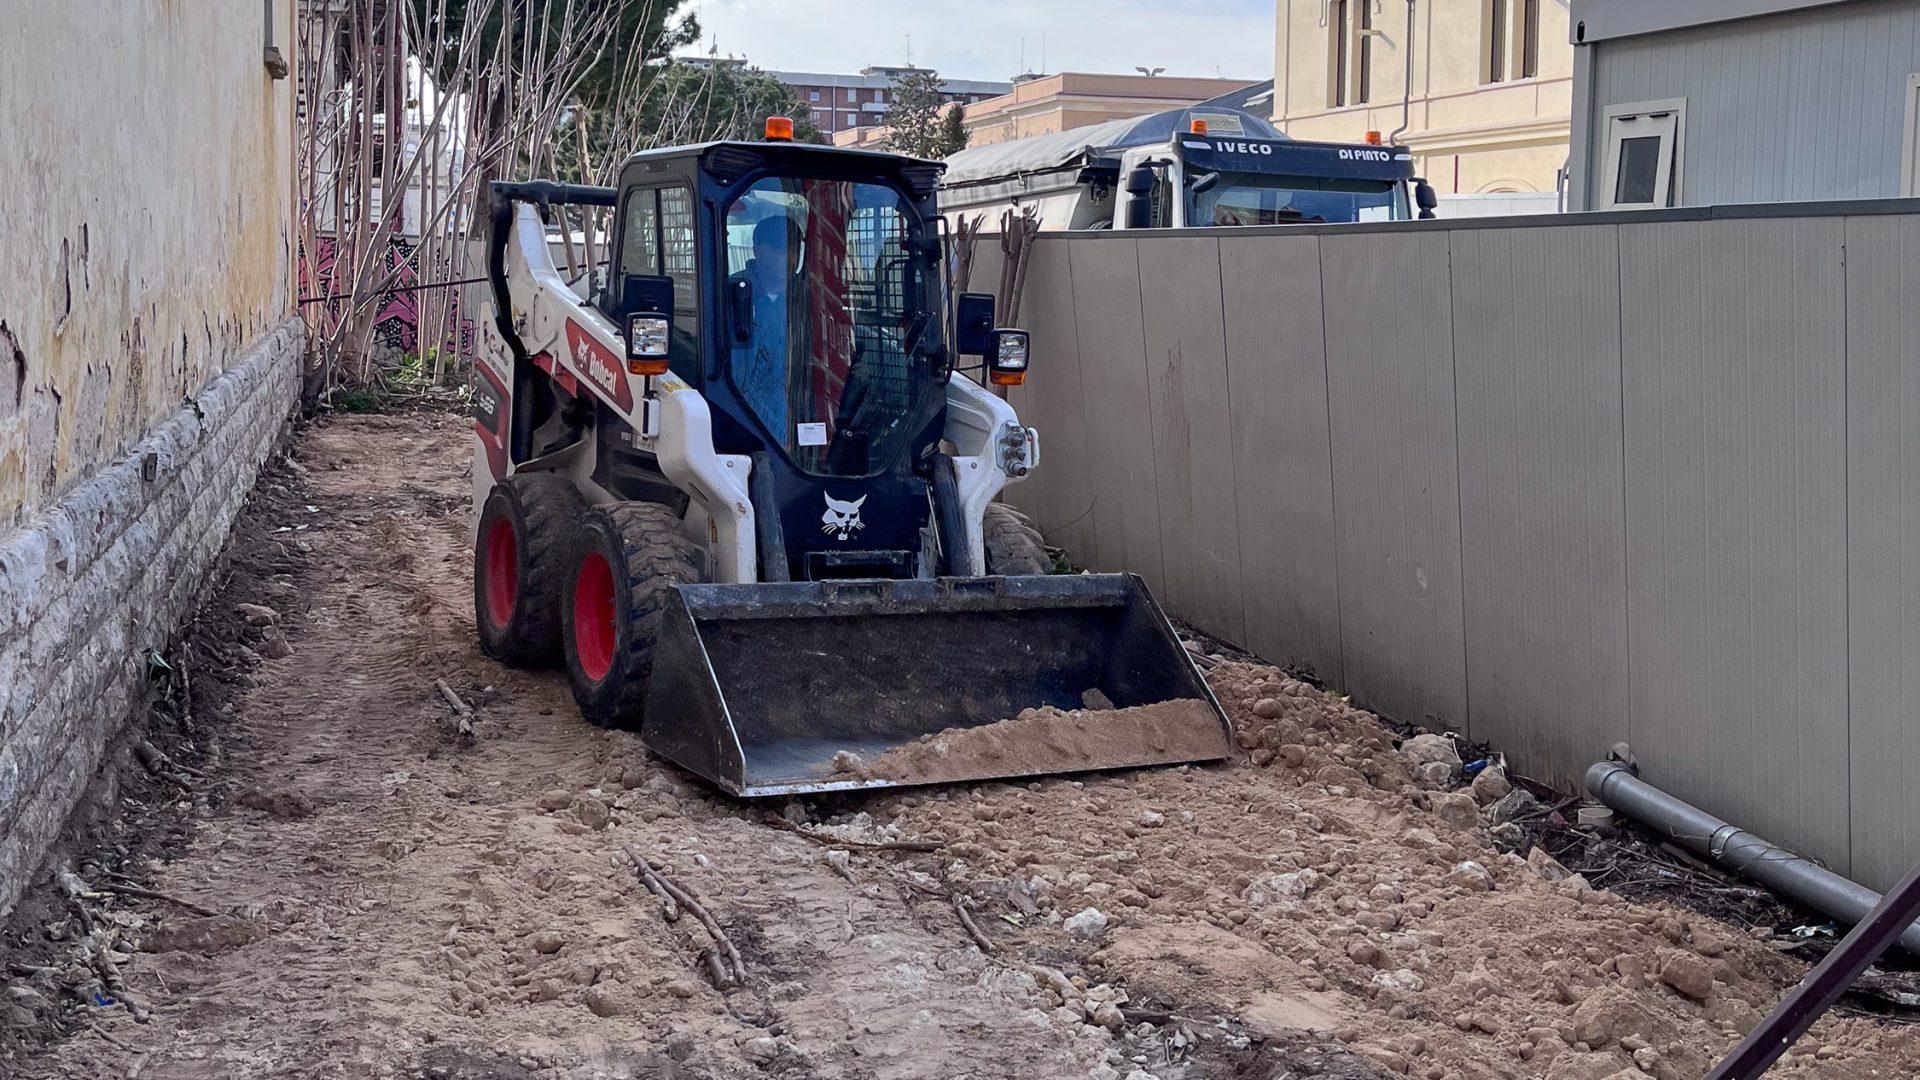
[941,105,1288,187]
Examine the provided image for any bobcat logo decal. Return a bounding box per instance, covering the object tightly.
[821,493,866,541]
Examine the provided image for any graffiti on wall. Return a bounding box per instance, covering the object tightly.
[299,234,474,361]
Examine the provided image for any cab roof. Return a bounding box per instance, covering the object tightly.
[619,139,946,197]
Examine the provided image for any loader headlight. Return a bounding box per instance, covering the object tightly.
[627,313,670,376]
[989,330,1029,387]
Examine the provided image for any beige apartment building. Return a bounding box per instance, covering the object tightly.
[963,72,1261,147]
[1273,0,1573,200]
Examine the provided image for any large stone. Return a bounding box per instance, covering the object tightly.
[1658,952,1717,1001]
[1433,793,1482,831]
[1471,765,1513,805]
[1064,907,1109,940]
[1399,733,1461,771]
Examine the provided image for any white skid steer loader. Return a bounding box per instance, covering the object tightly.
[469,120,1231,795]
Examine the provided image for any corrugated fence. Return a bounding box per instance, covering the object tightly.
[981,201,1920,890]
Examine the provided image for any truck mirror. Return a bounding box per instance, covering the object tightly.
[1414,179,1439,219]
[729,277,754,343]
[1190,171,1220,195]
[1123,163,1156,230]
[620,272,675,318]
[988,330,1029,387]
[954,293,996,355]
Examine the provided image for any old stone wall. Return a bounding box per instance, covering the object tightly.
[0,319,303,915]
[0,1,301,915]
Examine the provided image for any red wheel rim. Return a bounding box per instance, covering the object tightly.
[573,549,617,683]
[483,517,518,630]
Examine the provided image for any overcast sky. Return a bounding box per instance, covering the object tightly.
[681,0,1275,83]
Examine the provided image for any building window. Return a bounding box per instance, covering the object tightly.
[1600,100,1683,210]
[846,87,856,103]
[1519,0,1540,78]
[876,89,888,103]
[1903,73,1920,197]
[1485,0,1507,83]
[1329,0,1349,107]
[1356,0,1372,104]
[809,89,820,102]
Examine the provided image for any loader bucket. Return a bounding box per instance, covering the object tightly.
[641,574,1233,796]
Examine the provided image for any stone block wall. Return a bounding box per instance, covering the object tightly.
[0,318,304,916]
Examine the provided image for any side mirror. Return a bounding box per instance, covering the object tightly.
[729,277,754,343]
[1190,170,1220,195]
[988,329,1030,387]
[620,272,674,318]
[1123,162,1156,230]
[954,292,996,355]
[1413,179,1439,219]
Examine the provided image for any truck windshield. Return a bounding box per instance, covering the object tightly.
[1188,172,1403,226]
[723,176,939,477]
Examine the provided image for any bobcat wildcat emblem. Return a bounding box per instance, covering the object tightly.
[821,493,866,541]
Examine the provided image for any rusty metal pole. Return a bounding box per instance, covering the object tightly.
[1703,856,1920,1080]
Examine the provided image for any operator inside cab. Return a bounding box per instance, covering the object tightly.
[729,215,799,438]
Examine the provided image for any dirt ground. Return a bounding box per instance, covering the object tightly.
[5,411,1920,1080]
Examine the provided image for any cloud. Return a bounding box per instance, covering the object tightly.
[683,0,1274,83]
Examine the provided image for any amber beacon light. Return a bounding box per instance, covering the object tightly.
[764,116,794,141]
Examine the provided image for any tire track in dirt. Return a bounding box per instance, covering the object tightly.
[22,413,1100,1080]
[23,410,1920,1080]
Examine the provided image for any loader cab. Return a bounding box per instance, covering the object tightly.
[603,138,955,581]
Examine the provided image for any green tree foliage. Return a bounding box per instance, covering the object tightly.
[935,100,970,157]
[879,69,957,159]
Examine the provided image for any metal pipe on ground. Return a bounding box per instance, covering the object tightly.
[1585,762,1920,956]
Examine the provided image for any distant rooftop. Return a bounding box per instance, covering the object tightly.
[673,56,1011,97]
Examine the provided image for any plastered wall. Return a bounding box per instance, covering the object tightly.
[0,0,298,528]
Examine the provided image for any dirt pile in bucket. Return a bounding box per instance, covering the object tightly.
[836,698,1230,784]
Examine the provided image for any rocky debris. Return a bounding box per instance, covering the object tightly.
[537,788,573,812]
[665,1032,695,1061]
[1487,787,1540,826]
[1243,869,1320,906]
[1470,764,1512,805]
[526,929,566,955]
[1064,907,1109,940]
[1431,792,1482,831]
[1658,951,1716,1001]
[1444,860,1494,892]
[738,1035,784,1063]
[571,794,610,831]
[257,629,294,659]
[1398,733,1460,774]
[1527,846,1587,888]
[233,602,279,626]
[237,787,315,819]
[138,915,264,954]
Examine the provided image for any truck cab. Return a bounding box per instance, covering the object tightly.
[1114,131,1422,229]
[939,103,1438,232]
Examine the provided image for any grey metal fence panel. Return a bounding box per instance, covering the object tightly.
[1451,225,1632,792]
[1064,238,1163,582]
[1137,236,1248,644]
[1318,231,1469,733]
[1845,213,1920,891]
[1218,233,1344,686]
[1619,217,1850,870]
[1000,208,1920,888]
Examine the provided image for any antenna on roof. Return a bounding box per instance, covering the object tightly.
[905,34,912,66]
[1041,31,1047,75]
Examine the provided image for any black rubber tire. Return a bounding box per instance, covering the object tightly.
[983,502,1051,576]
[561,502,708,728]
[474,471,584,668]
